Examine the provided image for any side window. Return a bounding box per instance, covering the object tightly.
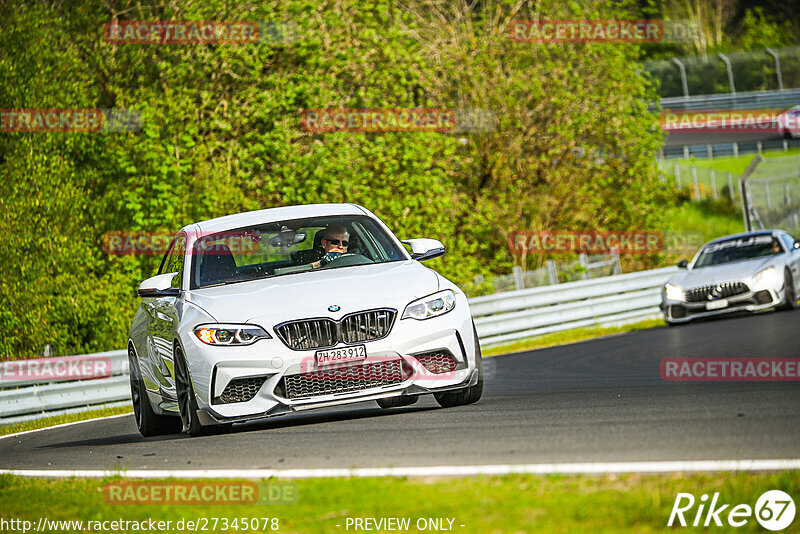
[167,235,186,288]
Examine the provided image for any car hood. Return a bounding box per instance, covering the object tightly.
[186,260,439,323]
[668,256,777,288]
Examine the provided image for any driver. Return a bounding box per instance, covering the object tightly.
[312,226,350,268]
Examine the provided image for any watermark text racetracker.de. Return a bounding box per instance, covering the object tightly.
[0,109,141,133]
[661,358,800,381]
[103,20,298,44]
[300,108,497,133]
[0,517,282,532]
[508,19,700,43]
[0,355,112,383]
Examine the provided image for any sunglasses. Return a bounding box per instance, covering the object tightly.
[325,238,349,247]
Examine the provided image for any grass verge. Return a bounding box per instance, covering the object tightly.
[0,405,132,437]
[0,471,796,532]
[482,319,664,357]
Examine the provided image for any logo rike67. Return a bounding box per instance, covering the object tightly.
[669,490,795,530]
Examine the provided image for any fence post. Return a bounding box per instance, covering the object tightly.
[757,141,763,155]
[766,48,783,91]
[765,182,771,209]
[710,169,718,199]
[733,142,739,157]
[683,145,690,159]
[674,163,681,186]
[707,144,713,159]
[579,254,589,280]
[727,172,735,201]
[546,259,558,285]
[691,165,700,199]
[512,266,524,290]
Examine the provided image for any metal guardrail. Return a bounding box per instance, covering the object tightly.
[660,88,800,112]
[471,267,677,345]
[0,267,677,425]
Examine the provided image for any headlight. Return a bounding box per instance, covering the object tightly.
[401,290,456,320]
[194,324,271,346]
[751,266,780,289]
[664,283,685,301]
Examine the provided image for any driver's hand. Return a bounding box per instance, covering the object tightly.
[319,251,342,267]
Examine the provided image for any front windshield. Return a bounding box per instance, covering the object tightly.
[693,234,781,268]
[190,215,406,289]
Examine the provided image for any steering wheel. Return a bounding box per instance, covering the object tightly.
[324,253,373,267]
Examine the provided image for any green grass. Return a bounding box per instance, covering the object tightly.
[0,472,796,533]
[483,319,664,357]
[0,405,132,437]
[659,148,800,196]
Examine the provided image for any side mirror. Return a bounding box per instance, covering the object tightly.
[138,272,180,297]
[402,238,445,261]
[677,259,688,269]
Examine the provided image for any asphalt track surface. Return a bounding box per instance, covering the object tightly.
[2,309,799,472]
[663,129,788,147]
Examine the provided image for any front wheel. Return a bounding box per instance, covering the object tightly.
[175,346,232,437]
[434,326,484,408]
[779,271,798,310]
[129,346,181,437]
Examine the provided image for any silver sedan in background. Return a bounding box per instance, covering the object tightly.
[661,230,800,324]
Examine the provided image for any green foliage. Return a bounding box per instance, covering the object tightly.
[0,0,668,357]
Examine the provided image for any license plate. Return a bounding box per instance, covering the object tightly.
[315,344,367,365]
[706,299,728,310]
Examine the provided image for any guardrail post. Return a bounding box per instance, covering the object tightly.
[766,48,784,91]
[733,142,738,157]
[671,58,690,99]
[691,165,700,199]
[707,144,713,159]
[757,141,763,155]
[718,53,736,95]
[579,254,589,280]
[674,163,681,186]
[546,260,558,285]
[512,266,524,290]
[683,145,689,159]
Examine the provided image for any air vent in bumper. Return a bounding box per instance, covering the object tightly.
[276,359,413,399]
[213,375,268,404]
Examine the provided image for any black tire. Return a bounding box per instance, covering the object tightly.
[174,346,232,437]
[128,346,181,437]
[434,326,484,408]
[779,271,798,310]
[376,395,419,409]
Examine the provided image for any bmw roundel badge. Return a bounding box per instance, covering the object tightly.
[328,305,341,312]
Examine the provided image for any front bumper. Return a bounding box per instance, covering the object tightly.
[661,285,781,323]
[181,304,477,423]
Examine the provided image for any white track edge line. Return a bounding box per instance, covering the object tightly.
[0,413,132,441]
[3,460,800,479]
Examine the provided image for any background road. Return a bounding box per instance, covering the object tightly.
[664,129,783,146]
[2,310,799,472]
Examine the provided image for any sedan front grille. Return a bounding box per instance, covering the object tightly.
[685,282,749,302]
[341,310,395,343]
[275,319,337,350]
[278,359,413,399]
[275,309,396,350]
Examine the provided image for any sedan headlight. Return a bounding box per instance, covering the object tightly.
[751,266,780,289]
[664,283,685,301]
[402,290,456,320]
[194,324,271,346]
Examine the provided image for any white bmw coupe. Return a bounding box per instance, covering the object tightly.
[128,203,483,436]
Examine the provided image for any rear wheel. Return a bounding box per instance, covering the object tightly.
[174,346,232,437]
[779,270,798,310]
[128,346,181,437]
[434,326,484,408]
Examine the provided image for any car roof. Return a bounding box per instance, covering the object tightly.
[705,230,780,245]
[187,203,369,234]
